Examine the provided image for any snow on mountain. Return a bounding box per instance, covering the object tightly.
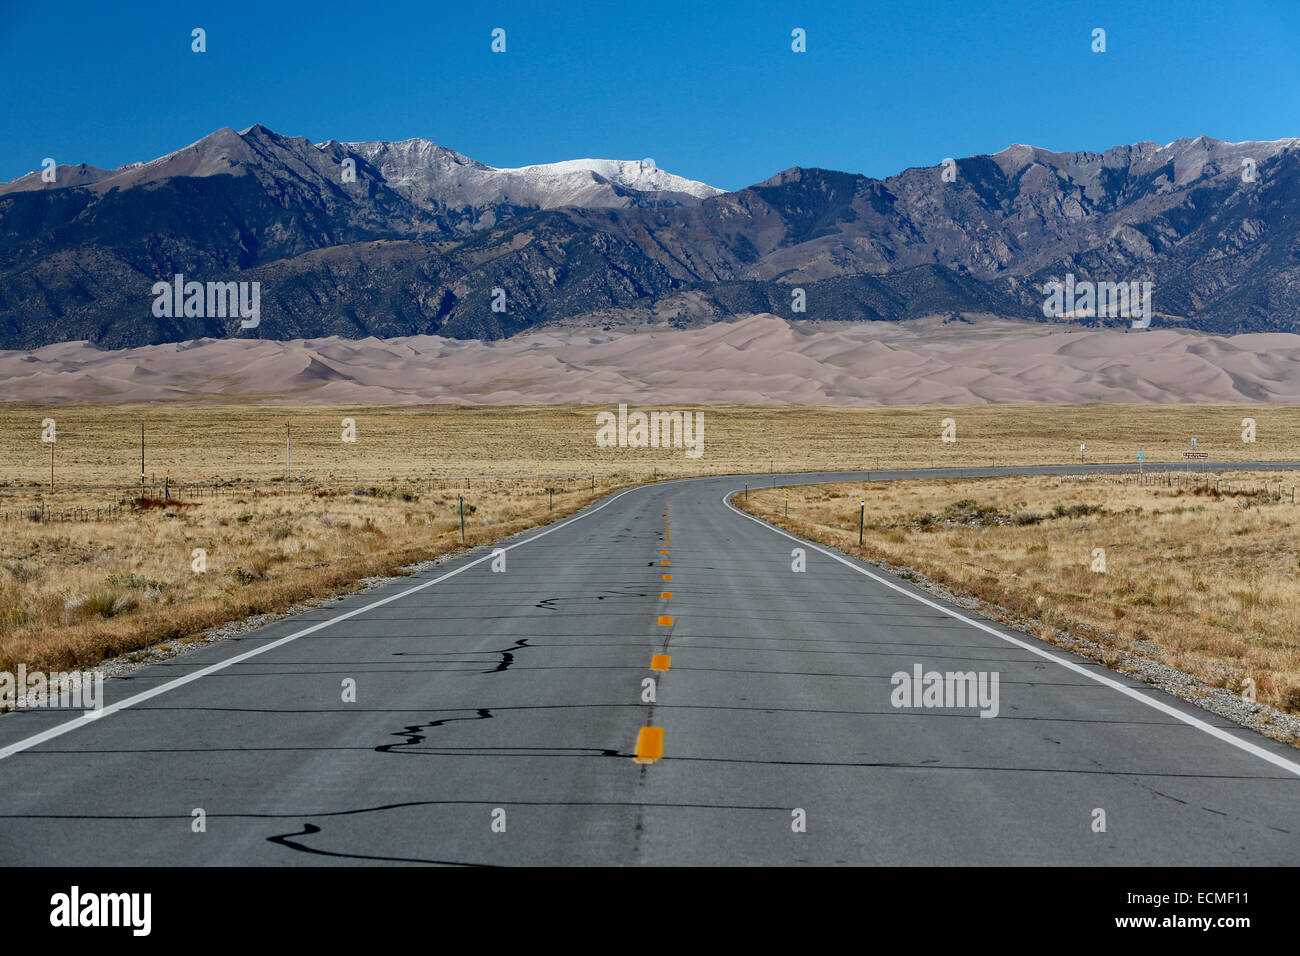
[341,137,723,213]
[489,157,723,201]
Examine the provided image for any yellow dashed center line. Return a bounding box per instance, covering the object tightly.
[633,726,664,764]
[640,496,680,768]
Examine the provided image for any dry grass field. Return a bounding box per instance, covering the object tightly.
[0,476,629,684]
[737,470,1300,719]
[0,400,1296,690]
[0,402,1295,489]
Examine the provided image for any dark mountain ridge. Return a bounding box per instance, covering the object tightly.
[2,125,1297,349]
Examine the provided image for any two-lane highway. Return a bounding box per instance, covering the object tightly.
[1,465,1297,865]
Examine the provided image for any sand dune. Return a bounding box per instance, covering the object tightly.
[4,314,1300,405]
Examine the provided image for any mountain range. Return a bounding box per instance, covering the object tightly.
[3,125,1299,350]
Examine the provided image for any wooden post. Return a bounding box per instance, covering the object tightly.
[459,495,465,542]
[49,442,54,491]
[285,422,291,480]
[859,500,865,545]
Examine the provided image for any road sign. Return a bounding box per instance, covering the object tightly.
[1183,452,1208,459]
[1138,452,1143,461]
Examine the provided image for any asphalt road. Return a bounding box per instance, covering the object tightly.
[1,462,1299,865]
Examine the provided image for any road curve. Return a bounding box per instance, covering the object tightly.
[1,462,1298,865]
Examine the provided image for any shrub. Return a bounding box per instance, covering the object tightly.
[227,567,257,586]
[82,589,123,618]
[3,560,41,583]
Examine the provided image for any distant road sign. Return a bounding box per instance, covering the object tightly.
[1183,452,1208,459]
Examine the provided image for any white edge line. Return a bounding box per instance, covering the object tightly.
[722,490,1300,778]
[0,482,655,762]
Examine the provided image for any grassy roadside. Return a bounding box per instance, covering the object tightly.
[0,476,635,679]
[735,470,1300,730]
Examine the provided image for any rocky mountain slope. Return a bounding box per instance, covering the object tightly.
[2,126,1297,349]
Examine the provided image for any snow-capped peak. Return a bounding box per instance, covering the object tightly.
[488,158,723,200]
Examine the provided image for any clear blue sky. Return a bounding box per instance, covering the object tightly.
[3,0,1300,190]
